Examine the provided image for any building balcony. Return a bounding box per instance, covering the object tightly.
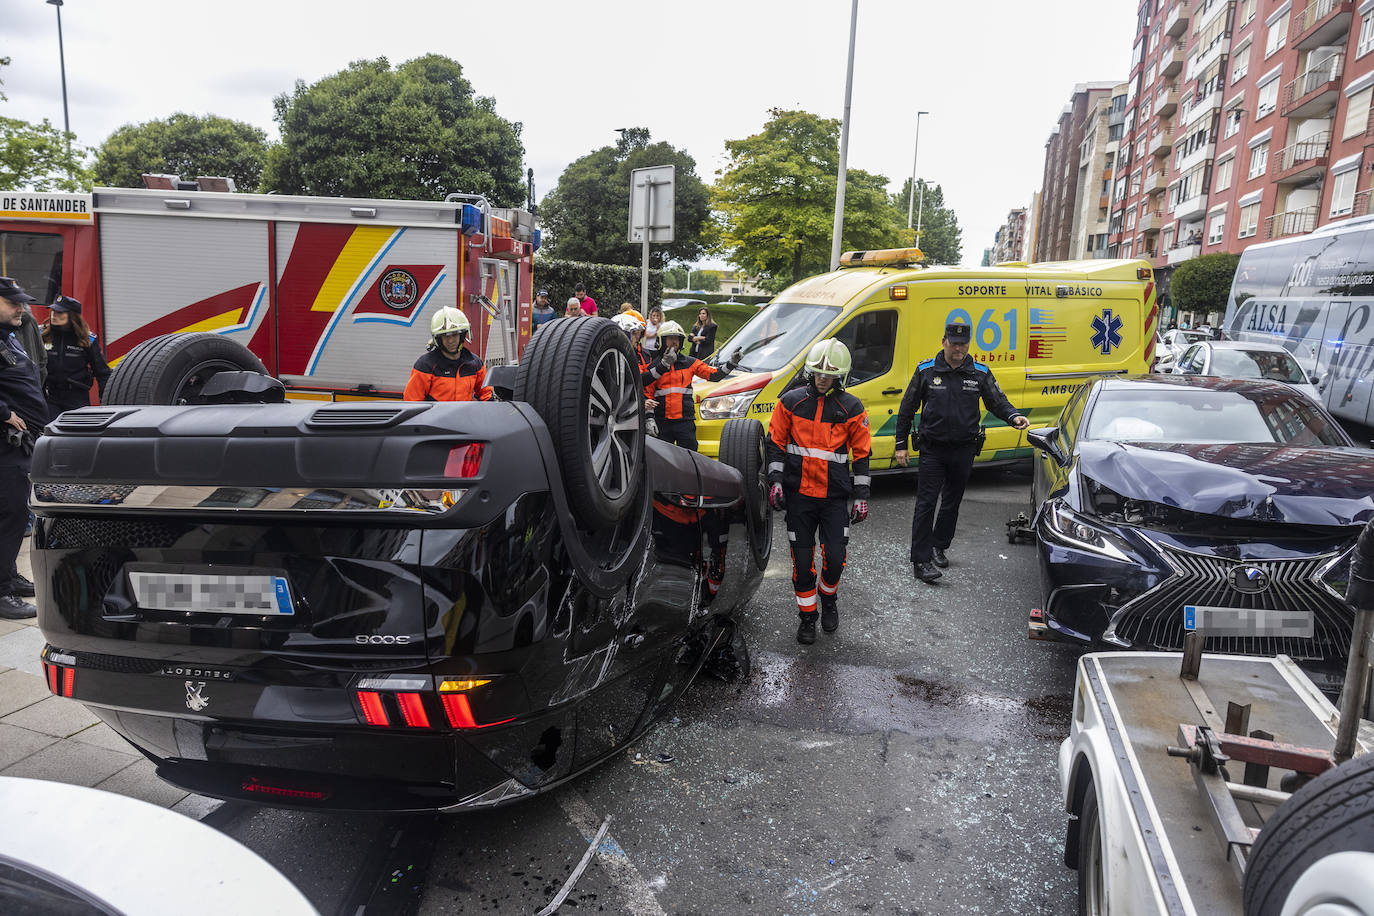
[1150,127,1175,157]
[1142,170,1168,194]
[1161,45,1186,78]
[1157,86,1180,117]
[1263,205,1319,239]
[1173,193,1210,222]
[1139,210,1163,233]
[1099,194,1111,209]
[1275,131,1331,184]
[1281,53,1344,119]
[1354,188,1374,217]
[1178,143,1216,174]
[1165,2,1189,38]
[1167,243,1202,265]
[1293,0,1354,51]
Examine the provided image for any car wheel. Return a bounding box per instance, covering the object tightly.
[718,417,771,569]
[1243,752,1374,916]
[1078,782,1107,916]
[103,333,268,406]
[515,317,645,529]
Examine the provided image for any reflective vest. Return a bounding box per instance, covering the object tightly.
[766,383,872,500]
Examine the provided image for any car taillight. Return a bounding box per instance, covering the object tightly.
[396,692,430,729]
[356,690,389,727]
[438,678,513,729]
[43,662,75,698]
[444,443,486,478]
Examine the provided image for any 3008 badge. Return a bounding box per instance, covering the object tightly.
[354,635,412,645]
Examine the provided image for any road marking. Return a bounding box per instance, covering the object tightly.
[556,788,667,916]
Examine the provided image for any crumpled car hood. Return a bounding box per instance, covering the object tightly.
[1074,440,1374,526]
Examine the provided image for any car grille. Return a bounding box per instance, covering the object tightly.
[1107,544,1352,660]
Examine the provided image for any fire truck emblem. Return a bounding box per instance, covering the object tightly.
[185,680,210,711]
[379,269,419,310]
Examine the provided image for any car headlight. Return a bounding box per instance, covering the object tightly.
[699,391,759,420]
[1045,501,1133,562]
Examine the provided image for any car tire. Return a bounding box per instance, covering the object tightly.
[1243,752,1374,916]
[718,417,771,569]
[103,333,268,406]
[1077,780,1107,916]
[515,317,645,529]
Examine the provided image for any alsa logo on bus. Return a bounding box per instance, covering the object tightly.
[1243,303,1289,333]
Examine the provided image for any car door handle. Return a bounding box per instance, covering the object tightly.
[882,387,902,396]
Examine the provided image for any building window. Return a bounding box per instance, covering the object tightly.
[1360,9,1374,58]
[1225,105,1245,138]
[1257,76,1280,118]
[1239,201,1261,238]
[1162,225,1175,251]
[1265,12,1288,57]
[1149,26,1161,51]
[1331,166,1360,216]
[1207,210,1226,244]
[1131,169,1142,194]
[1241,0,1257,26]
[1127,207,1138,230]
[1345,86,1374,139]
[1123,240,1133,258]
[1214,155,1234,192]
[1232,42,1251,83]
[1249,141,1270,178]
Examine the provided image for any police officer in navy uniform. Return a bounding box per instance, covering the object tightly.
[42,296,111,420]
[894,322,1029,584]
[0,278,49,618]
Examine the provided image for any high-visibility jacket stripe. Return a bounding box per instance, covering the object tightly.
[786,443,848,462]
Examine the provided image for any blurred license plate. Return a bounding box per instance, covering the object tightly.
[1183,605,1312,638]
[129,571,295,616]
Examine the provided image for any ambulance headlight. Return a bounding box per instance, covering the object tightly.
[699,391,758,420]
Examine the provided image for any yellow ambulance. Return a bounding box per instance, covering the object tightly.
[693,249,1158,466]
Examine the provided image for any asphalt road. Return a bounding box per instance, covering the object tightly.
[214,463,1087,915]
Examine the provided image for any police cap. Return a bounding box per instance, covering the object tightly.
[944,323,971,344]
[51,295,83,315]
[0,277,36,304]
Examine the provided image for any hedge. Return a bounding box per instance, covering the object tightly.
[533,256,663,317]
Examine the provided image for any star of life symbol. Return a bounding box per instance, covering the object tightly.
[1090,309,1123,355]
[185,681,210,711]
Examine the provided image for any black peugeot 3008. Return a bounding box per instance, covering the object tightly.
[1028,374,1374,690]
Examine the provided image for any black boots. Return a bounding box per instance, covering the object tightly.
[914,561,942,583]
[932,547,949,568]
[820,593,838,633]
[796,612,818,644]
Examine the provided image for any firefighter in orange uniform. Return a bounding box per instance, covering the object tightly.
[640,320,740,450]
[404,307,494,402]
[766,339,871,644]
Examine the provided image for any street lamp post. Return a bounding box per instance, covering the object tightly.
[47,0,70,156]
[829,0,859,272]
[906,111,929,231]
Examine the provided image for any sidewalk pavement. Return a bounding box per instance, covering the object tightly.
[0,534,220,818]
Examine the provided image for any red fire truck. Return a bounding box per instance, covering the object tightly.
[0,182,538,400]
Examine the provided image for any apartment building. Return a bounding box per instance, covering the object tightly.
[992,208,1029,262]
[1036,83,1120,261]
[1025,190,1043,260]
[1109,0,1374,297]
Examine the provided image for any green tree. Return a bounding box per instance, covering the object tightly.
[94,113,270,190]
[0,56,91,191]
[891,178,963,264]
[696,270,722,292]
[540,128,714,268]
[663,266,688,289]
[262,55,525,204]
[714,109,898,292]
[1171,253,1239,313]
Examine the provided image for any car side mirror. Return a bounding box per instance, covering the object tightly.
[1027,426,1069,467]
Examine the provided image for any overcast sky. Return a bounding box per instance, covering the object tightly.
[3,0,1136,269]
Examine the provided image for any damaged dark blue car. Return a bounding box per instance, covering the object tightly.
[1027,374,1374,691]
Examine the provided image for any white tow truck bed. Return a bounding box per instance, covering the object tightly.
[1059,651,1366,915]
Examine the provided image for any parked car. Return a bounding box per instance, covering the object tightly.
[1028,374,1373,692]
[661,297,707,311]
[31,319,770,813]
[1157,328,1210,363]
[1170,339,1321,401]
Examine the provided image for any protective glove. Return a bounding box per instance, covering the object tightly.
[724,347,743,372]
[850,499,869,523]
[656,350,675,374]
[768,483,785,511]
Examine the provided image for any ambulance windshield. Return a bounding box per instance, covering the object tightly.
[727,302,840,373]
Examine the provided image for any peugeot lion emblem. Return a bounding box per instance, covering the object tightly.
[1230,565,1270,594]
[185,681,210,711]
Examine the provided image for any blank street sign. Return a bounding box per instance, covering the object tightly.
[629,165,675,244]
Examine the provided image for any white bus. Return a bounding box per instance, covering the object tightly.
[1224,214,1374,426]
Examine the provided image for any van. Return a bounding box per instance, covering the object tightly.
[692,249,1159,466]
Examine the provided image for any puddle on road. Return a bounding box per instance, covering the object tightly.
[688,650,1074,744]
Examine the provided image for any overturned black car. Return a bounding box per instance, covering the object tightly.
[1028,375,1374,689]
[31,319,770,812]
